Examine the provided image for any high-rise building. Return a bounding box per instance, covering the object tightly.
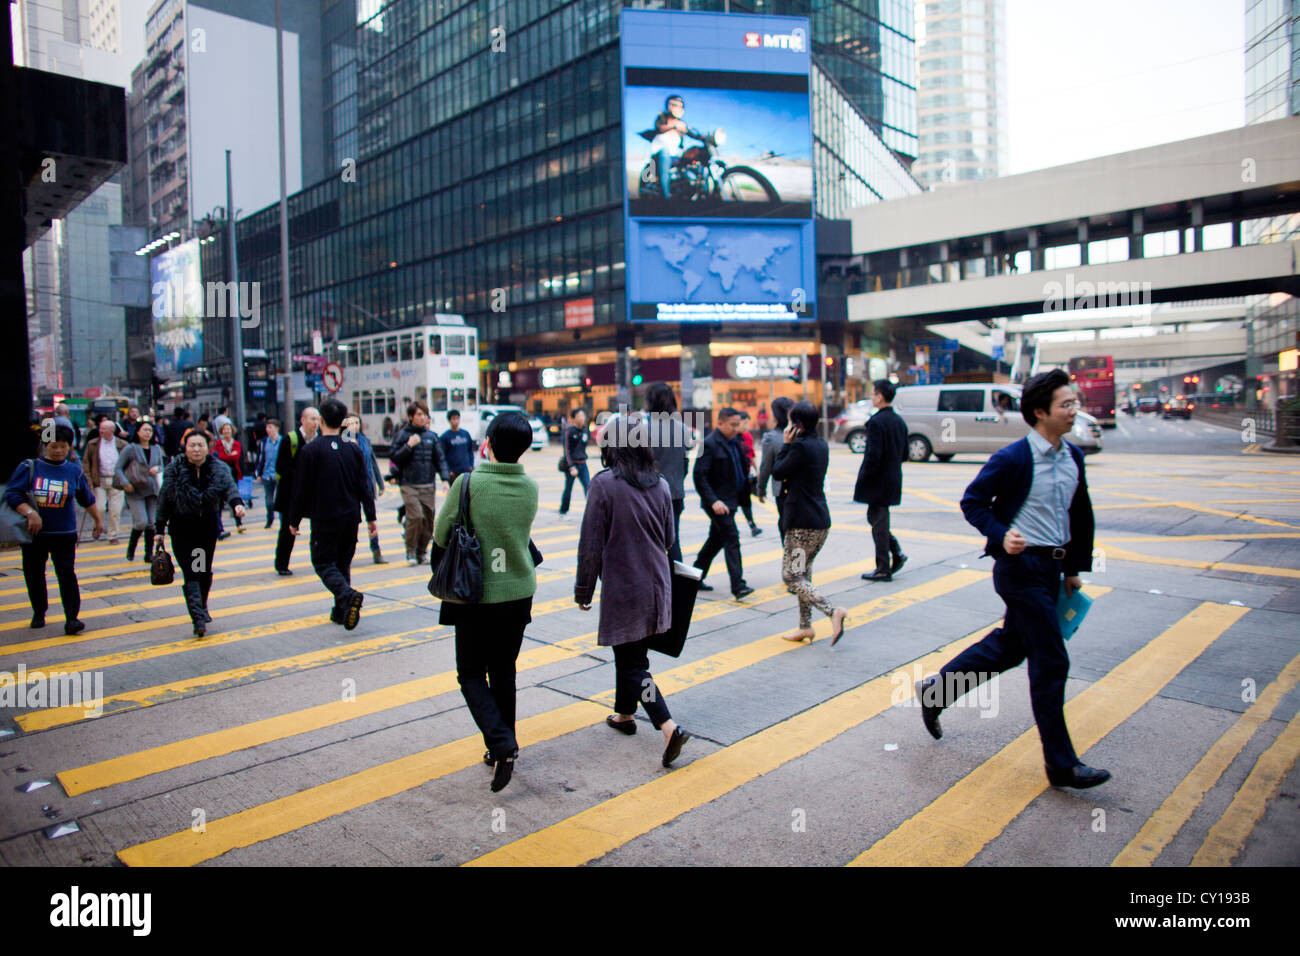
[205,0,921,423]
[13,0,137,394]
[912,0,1008,188]
[1243,0,1299,408]
[126,0,324,239]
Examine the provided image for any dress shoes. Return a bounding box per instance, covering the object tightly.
[606,714,637,735]
[861,569,892,582]
[915,678,943,740]
[697,582,714,592]
[276,568,294,576]
[732,585,755,599]
[64,619,86,636]
[662,726,691,767]
[1046,763,1112,789]
[490,753,516,792]
[890,553,908,575]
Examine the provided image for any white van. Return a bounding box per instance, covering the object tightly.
[890,384,1103,461]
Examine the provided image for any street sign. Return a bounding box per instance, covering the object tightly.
[322,362,344,394]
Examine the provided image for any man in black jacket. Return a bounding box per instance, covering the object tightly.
[854,379,909,581]
[558,407,590,515]
[388,401,450,565]
[289,399,377,630]
[273,406,320,575]
[691,408,753,599]
[915,369,1109,790]
[162,405,192,460]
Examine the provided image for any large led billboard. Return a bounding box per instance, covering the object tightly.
[621,9,816,323]
[151,239,203,380]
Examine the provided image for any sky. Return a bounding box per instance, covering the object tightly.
[1006,0,1246,174]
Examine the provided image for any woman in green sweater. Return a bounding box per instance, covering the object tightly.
[433,411,538,793]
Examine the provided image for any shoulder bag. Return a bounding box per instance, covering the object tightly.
[427,472,483,603]
[0,459,39,549]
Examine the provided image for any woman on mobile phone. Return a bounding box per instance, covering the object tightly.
[771,402,847,645]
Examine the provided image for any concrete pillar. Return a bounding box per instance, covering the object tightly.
[1077,221,1090,265]
[1130,210,1145,259]
[1191,199,1204,252]
[1028,228,1044,271]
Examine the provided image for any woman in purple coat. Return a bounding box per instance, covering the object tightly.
[575,413,692,768]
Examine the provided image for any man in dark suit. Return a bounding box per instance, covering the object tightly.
[692,407,753,599]
[272,406,320,576]
[854,379,908,581]
[915,369,1110,789]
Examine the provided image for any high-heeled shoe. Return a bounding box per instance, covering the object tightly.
[606,714,637,735]
[781,628,815,643]
[829,607,848,646]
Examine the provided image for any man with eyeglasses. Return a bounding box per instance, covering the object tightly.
[915,369,1110,790]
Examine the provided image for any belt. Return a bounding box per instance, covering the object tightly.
[1022,545,1067,560]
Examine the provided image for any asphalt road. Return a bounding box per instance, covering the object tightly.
[1,438,1297,870]
[1107,413,1261,455]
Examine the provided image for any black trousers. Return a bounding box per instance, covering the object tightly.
[738,480,756,526]
[171,527,217,603]
[668,498,684,563]
[694,506,746,593]
[613,638,672,729]
[310,519,360,609]
[274,509,297,571]
[936,553,1080,771]
[21,534,79,622]
[447,597,532,759]
[867,503,902,571]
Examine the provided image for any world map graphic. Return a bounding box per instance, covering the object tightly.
[639,224,800,302]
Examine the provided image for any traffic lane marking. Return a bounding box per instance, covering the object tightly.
[847,601,1249,867]
[116,570,987,866]
[1113,648,1300,866]
[32,550,788,736]
[1100,545,1300,580]
[1191,710,1300,866]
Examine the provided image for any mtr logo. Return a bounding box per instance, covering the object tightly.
[743,29,806,51]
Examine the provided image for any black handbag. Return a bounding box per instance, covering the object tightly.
[557,456,569,474]
[150,540,174,586]
[427,472,483,603]
[646,561,704,658]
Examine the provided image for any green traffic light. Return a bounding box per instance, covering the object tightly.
[632,375,643,386]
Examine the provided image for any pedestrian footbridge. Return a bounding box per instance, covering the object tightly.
[837,117,1300,325]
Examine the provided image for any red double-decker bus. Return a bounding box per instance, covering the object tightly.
[1067,355,1116,428]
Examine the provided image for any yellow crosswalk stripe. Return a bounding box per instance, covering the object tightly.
[115,569,985,865]
[1190,709,1300,866]
[1113,649,1300,866]
[50,548,825,777]
[847,601,1248,867]
[1099,544,1300,580]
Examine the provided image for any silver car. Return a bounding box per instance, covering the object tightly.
[835,384,1101,461]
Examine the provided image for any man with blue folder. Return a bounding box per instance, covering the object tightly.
[916,369,1110,789]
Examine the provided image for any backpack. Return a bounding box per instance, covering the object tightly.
[274,429,301,482]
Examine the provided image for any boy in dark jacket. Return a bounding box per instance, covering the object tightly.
[439,409,476,483]
[915,369,1108,790]
[6,424,103,633]
[290,399,377,630]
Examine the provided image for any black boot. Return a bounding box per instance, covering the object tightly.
[143,528,155,564]
[182,582,206,636]
[126,529,142,562]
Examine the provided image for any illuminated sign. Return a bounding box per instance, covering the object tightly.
[621,9,816,324]
[726,355,802,379]
[540,367,584,388]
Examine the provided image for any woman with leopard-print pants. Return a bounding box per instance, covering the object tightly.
[770,402,849,645]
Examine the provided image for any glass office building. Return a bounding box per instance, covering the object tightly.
[203,0,920,420]
[913,0,1008,188]
[1243,0,1299,407]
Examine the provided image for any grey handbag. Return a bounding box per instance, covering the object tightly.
[0,459,38,548]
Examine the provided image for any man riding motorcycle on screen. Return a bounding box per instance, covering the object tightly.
[649,94,689,200]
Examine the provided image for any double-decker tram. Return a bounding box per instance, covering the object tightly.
[1067,355,1116,428]
[337,315,480,451]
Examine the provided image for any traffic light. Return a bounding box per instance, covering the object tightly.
[582,376,592,395]
[629,356,643,387]
[789,363,802,384]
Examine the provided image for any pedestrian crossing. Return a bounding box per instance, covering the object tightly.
[1,456,1297,867]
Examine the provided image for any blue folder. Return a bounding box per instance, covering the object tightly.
[1057,583,1092,640]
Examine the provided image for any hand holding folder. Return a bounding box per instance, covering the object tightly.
[1057,581,1092,640]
